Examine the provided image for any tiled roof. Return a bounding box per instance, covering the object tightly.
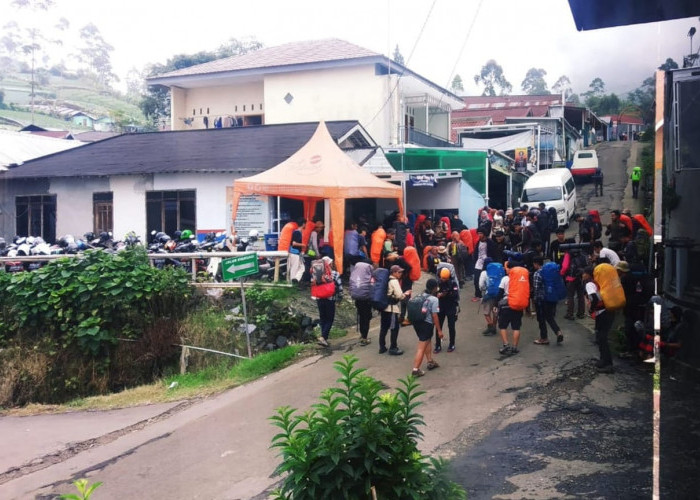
[154,39,381,79]
[25,130,74,139]
[0,121,370,179]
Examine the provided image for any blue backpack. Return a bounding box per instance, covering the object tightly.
[370,267,390,311]
[484,262,505,300]
[541,261,567,302]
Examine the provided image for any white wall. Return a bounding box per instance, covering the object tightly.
[50,178,110,238]
[111,175,153,240]
[263,65,392,146]
[172,82,265,131]
[406,178,460,212]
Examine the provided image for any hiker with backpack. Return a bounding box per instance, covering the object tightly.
[561,245,589,320]
[493,258,530,356]
[408,278,443,377]
[479,257,504,336]
[349,260,375,346]
[582,264,625,373]
[378,265,411,355]
[384,252,414,326]
[310,256,344,347]
[532,257,565,345]
[433,266,460,353]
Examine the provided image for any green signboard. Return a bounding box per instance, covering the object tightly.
[221,253,259,281]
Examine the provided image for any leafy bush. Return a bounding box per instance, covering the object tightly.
[269,355,466,499]
[1,248,192,355]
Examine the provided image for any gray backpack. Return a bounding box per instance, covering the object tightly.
[349,262,373,301]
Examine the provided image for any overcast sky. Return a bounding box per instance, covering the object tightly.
[2,0,697,96]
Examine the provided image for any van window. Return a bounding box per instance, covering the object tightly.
[577,152,594,159]
[565,178,576,194]
[522,186,562,202]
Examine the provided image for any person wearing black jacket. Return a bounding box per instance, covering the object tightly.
[434,267,460,353]
[472,227,499,301]
[548,228,567,265]
[392,215,408,255]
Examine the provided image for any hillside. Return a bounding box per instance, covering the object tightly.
[0,70,147,131]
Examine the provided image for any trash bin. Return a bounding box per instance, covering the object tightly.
[264,233,279,251]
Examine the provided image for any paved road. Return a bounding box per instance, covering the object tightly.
[2,142,698,499]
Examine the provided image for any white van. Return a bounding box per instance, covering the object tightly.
[520,168,577,227]
[570,149,599,178]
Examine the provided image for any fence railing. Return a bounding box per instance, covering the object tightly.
[0,250,290,283]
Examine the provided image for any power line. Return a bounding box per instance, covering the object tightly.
[366,0,437,128]
[443,0,484,95]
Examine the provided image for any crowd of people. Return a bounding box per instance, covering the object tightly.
[279,201,687,377]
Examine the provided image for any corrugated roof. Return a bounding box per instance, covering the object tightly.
[0,121,374,179]
[453,107,533,125]
[460,94,562,109]
[0,131,84,170]
[154,39,380,79]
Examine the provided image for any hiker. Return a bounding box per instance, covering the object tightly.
[494,258,530,356]
[378,265,410,355]
[409,278,443,377]
[311,256,343,347]
[433,266,459,353]
[532,256,564,345]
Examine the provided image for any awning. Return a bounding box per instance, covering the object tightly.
[460,131,533,153]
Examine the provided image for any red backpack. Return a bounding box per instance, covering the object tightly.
[310,259,335,299]
[507,266,530,311]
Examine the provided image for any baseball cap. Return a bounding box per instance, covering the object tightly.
[390,265,404,273]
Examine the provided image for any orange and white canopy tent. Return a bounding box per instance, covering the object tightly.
[230,121,404,272]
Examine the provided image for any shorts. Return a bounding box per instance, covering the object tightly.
[413,321,434,342]
[497,307,523,330]
[480,297,496,315]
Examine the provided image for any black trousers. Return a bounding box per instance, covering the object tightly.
[379,311,399,349]
[435,302,457,348]
[595,310,616,366]
[536,301,560,340]
[355,299,373,339]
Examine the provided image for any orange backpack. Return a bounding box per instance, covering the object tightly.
[422,245,434,271]
[460,229,474,254]
[593,263,626,311]
[403,246,421,281]
[507,266,530,311]
[278,222,297,252]
[370,227,386,265]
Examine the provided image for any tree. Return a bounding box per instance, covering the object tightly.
[0,0,67,122]
[450,74,464,94]
[567,93,581,105]
[587,77,605,96]
[474,59,512,96]
[626,76,655,124]
[658,57,679,71]
[76,23,117,89]
[392,44,405,65]
[552,75,572,99]
[217,37,263,58]
[521,68,549,95]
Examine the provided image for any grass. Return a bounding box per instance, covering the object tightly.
[2,344,311,416]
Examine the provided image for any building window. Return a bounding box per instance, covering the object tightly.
[146,190,196,236]
[93,192,113,234]
[15,194,57,242]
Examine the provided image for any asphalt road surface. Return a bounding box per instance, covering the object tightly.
[2,142,698,499]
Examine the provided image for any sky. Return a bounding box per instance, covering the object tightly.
[1,0,697,96]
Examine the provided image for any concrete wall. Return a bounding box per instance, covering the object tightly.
[171,87,187,130]
[263,65,392,146]
[172,82,265,131]
[110,175,153,240]
[51,178,111,238]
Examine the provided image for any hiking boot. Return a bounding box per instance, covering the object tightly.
[482,326,493,336]
[359,338,371,346]
[509,347,520,355]
[388,347,404,356]
[576,313,586,319]
[378,346,387,354]
[317,337,329,347]
[447,345,456,353]
[427,361,440,370]
[499,344,511,355]
[596,364,614,374]
[433,345,442,354]
[411,368,425,377]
